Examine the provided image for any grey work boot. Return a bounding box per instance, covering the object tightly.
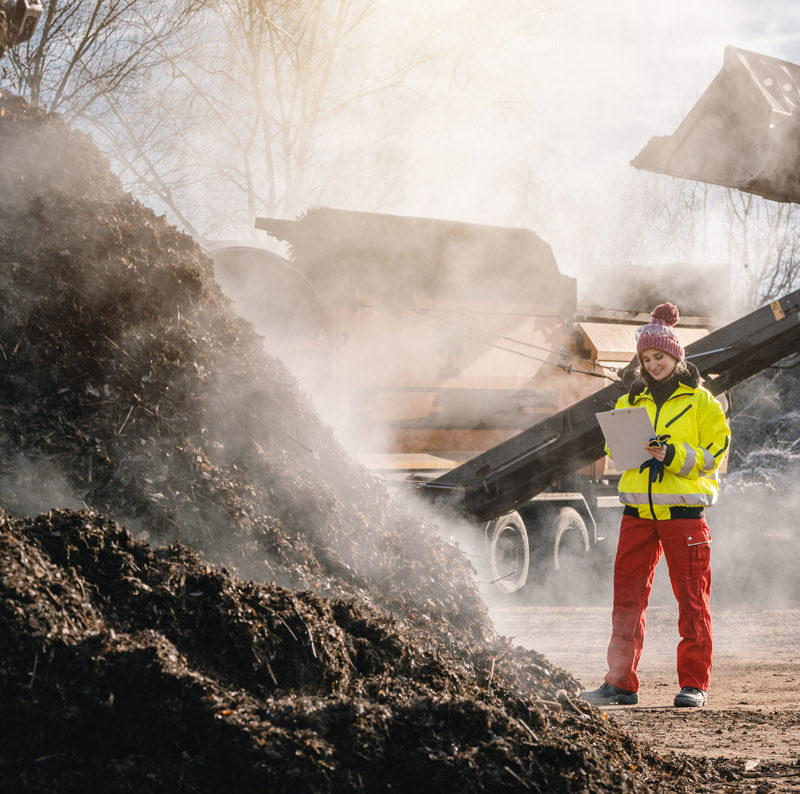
[580,682,638,706]
[674,686,707,707]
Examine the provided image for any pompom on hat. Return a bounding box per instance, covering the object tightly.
[635,302,685,363]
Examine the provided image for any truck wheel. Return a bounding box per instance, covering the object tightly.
[552,507,590,571]
[488,511,529,592]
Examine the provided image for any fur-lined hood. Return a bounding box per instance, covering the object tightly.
[627,359,701,402]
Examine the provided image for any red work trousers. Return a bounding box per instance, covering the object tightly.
[605,514,713,693]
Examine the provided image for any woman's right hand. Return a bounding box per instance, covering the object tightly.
[646,443,668,462]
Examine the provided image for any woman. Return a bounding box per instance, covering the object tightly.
[581,302,731,708]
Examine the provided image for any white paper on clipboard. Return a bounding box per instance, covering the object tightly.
[595,407,656,471]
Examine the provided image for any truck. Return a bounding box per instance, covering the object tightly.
[216,46,800,596]
[210,222,800,595]
[209,209,725,593]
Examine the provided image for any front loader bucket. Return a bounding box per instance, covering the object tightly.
[1,1,42,51]
[632,46,800,204]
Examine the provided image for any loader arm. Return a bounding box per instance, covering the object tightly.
[419,288,800,522]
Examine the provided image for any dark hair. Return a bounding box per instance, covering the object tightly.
[638,358,691,387]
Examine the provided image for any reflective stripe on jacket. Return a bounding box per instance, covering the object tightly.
[612,381,731,521]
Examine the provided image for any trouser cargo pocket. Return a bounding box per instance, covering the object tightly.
[686,528,711,578]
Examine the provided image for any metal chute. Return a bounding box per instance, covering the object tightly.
[632,46,800,204]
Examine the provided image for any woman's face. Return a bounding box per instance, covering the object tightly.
[640,349,678,381]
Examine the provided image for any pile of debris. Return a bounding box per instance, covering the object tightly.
[0,92,486,642]
[0,93,748,791]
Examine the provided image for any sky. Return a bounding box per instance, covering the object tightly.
[328,0,800,279]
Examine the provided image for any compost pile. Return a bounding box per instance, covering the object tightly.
[0,94,748,792]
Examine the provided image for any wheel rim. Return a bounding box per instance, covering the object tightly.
[490,518,529,592]
[554,514,590,571]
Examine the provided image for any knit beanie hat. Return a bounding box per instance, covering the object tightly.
[635,302,685,363]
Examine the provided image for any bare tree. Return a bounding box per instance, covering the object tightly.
[1,0,206,237]
[4,1,200,114]
[4,0,408,236]
[109,0,452,237]
[4,0,548,240]
[722,188,800,309]
[641,175,800,311]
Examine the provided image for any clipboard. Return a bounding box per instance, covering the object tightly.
[595,407,656,471]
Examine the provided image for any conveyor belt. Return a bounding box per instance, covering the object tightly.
[419,289,800,521]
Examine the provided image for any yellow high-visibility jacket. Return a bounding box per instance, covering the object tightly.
[612,377,731,521]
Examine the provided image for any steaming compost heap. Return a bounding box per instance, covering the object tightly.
[0,94,753,792]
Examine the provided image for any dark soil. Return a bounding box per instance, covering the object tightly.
[0,92,762,792]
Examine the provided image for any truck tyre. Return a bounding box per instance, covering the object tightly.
[487,511,529,593]
[552,506,590,571]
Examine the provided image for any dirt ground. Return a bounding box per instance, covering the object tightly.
[490,602,800,790]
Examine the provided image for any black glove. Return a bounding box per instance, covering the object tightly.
[640,434,672,483]
[639,456,665,483]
